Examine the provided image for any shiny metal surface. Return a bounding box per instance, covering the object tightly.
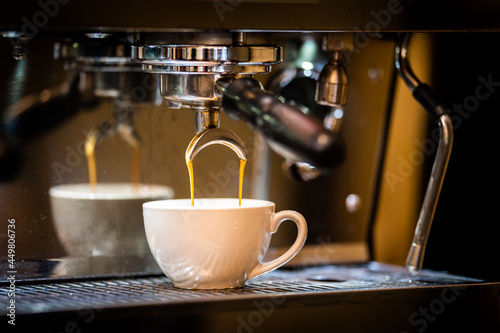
[315,33,352,107]
[159,74,228,110]
[222,77,344,172]
[1,257,163,282]
[132,41,282,132]
[394,34,420,91]
[191,107,221,133]
[395,34,454,273]
[264,39,336,182]
[0,262,483,307]
[2,263,498,332]
[133,44,282,73]
[0,263,483,314]
[54,40,134,68]
[186,128,247,163]
[407,114,453,273]
[55,39,161,105]
[315,51,349,107]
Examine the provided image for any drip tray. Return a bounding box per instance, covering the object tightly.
[2,262,499,332]
[9,278,342,314]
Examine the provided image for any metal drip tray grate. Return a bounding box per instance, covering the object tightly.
[2,263,499,333]
[0,262,486,316]
[4,277,342,314]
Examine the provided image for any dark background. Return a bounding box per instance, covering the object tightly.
[424,33,500,280]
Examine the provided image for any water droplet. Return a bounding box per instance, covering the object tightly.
[12,45,25,60]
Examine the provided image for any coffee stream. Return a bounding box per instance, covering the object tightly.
[85,130,141,193]
[238,159,246,206]
[187,158,246,207]
[130,146,141,187]
[85,124,244,202]
[85,132,98,193]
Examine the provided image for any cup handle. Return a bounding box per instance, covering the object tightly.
[248,210,307,280]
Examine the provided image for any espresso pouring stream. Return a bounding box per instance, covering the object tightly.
[185,128,247,206]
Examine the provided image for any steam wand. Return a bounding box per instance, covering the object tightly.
[395,34,454,274]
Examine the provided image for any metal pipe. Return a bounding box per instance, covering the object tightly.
[395,34,454,274]
[406,114,453,273]
[395,34,420,91]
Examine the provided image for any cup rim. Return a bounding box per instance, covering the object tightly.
[49,183,174,200]
[143,198,275,210]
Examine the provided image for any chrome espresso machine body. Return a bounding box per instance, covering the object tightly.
[1,1,500,332]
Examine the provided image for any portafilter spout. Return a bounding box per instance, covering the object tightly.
[186,127,247,164]
[395,34,454,274]
[191,107,221,134]
[185,110,247,207]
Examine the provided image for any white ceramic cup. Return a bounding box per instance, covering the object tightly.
[143,198,307,289]
[49,183,174,257]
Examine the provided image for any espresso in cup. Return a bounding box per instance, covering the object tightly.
[143,198,307,289]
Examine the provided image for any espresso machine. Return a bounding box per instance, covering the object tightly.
[1,1,499,332]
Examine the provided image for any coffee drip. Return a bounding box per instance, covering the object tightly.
[85,129,141,193]
[84,101,141,192]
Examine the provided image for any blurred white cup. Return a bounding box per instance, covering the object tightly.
[50,183,173,257]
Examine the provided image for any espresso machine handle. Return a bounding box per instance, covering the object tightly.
[222,78,345,172]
